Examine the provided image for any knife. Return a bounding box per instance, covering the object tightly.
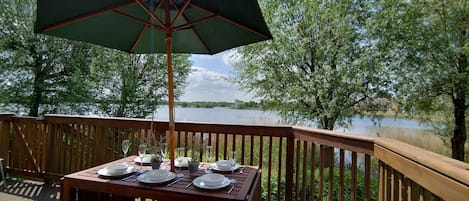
[227,185,236,194]
[166,178,183,187]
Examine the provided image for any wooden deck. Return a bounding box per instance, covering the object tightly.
[0,178,59,201]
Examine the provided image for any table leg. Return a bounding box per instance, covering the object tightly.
[248,171,262,201]
[60,178,71,201]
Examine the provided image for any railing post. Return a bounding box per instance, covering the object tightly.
[0,113,14,164]
[285,129,294,201]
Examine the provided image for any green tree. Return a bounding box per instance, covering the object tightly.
[371,0,468,160]
[0,0,95,116]
[233,0,390,130]
[90,49,191,118]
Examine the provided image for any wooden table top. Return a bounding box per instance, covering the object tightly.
[61,156,260,201]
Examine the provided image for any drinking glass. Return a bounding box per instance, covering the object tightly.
[160,142,167,159]
[138,144,146,161]
[205,145,213,173]
[206,145,213,163]
[229,151,236,174]
[176,147,185,173]
[121,140,130,158]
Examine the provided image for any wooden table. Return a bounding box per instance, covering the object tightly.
[60,156,261,201]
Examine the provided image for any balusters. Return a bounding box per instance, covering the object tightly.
[295,140,301,200]
[241,134,245,165]
[267,136,273,201]
[277,137,283,201]
[310,142,316,201]
[339,149,345,201]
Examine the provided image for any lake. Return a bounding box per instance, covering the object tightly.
[152,106,431,136]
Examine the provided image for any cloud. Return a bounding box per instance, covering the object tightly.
[222,50,236,68]
[180,66,254,102]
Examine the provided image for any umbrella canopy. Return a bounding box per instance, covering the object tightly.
[35,0,272,171]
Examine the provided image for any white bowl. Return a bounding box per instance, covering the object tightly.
[200,173,225,187]
[215,160,232,170]
[105,163,128,175]
[146,169,171,181]
[135,154,160,163]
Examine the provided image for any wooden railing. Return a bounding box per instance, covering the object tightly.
[0,113,468,201]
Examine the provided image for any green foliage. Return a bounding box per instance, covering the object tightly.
[0,0,95,116]
[90,49,191,118]
[234,0,392,130]
[303,168,378,201]
[0,1,192,118]
[259,168,379,201]
[370,0,469,160]
[176,101,260,109]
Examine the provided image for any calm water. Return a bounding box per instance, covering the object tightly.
[152,106,430,136]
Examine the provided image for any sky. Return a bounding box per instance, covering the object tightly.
[179,51,254,102]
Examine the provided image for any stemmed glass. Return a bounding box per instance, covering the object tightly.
[176,147,185,174]
[138,144,146,162]
[160,142,167,159]
[121,139,130,158]
[205,145,213,173]
[229,151,237,174]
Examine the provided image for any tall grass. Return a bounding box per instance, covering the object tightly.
[366,126,449,155]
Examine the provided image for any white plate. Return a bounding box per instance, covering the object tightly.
[137,170,176,184]
[97,166,136,177]
[192,175,232,190]
[209,163,240,172]
[174,157,191,167]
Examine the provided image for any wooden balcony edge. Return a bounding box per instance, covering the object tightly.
[0,113,16,121]
[292,126,375,155]
[44,114,292,137]
[375,137,469,191]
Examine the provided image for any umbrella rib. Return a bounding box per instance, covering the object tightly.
[129,22,148,53]
[173,14,217,31]
[113,10,164,31]
[41,2,136,32]
[134,0,165,29]
[189,2,271,39]
[180,14,211,53]
[129,5,161,53]
[169,0,210,53]
[170,0,191,27]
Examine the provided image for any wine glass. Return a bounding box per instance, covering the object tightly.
[121,139,130,158]
[229,151,237,174]
[205,145,213,173]
[176,147,185,174]
[138,144,146,162]
[206,145,213,163]
[160,142,167,159]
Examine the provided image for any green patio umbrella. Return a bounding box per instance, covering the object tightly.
[35,0,272,171]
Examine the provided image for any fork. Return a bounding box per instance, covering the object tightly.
[227,179,237,193]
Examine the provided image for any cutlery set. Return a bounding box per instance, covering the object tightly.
[114,166,245,194]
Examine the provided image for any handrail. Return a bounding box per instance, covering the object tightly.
[0,113,15,121]
[375,137,469,201]
[45,114,292,137]
[292,126,375,155]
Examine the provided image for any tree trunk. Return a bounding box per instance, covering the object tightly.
[321,117,336,168]
[451,52,468,161]
[452,95,467,161]
[29,85,41,117]
[29,64,43,117]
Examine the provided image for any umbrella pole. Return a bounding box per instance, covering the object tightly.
[165,0,175,172]
[166,33,176,172]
